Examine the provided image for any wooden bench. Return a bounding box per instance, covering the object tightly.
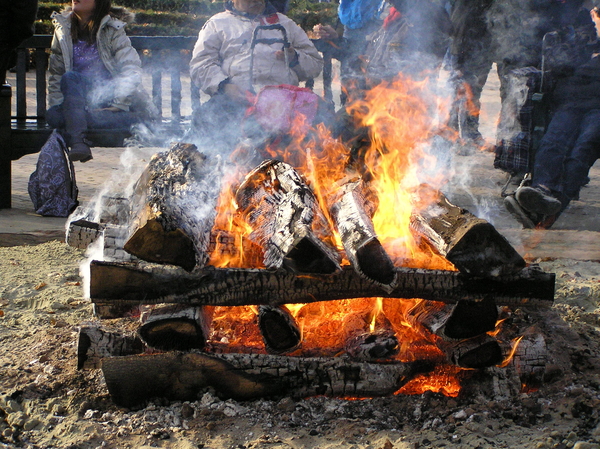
[0,34,336,209]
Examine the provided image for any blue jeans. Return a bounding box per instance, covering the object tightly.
[46,71,139,145]
[532,107,600,207]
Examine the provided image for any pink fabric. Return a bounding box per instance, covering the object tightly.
[252,84,320,134]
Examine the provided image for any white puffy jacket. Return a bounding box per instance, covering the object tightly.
[48,8,143,112]
[190,9,323,96]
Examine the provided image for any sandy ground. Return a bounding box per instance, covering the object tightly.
[1,67,600,449]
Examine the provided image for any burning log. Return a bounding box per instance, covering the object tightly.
[123,143,222,271]
[258,305,302,354]
[341,306,399,361]
[235,159,341,274]
[89,261,554,318]
[512,326,548,387]
[410,186,525,278]
[138,304,212,351]
[77,325,145,370]
[405,298,501,369]
[329,179,396,292]
[406,298,498,341]
[345,329,399,361]
[100,351,431,407]
[438,334,503,369]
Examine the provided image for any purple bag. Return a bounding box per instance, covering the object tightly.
[251,84,320,135]
[28,130,79,217]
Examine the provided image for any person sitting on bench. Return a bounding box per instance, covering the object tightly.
[46,0,156,162]
[507,6,600,229]
[188,0,323,151]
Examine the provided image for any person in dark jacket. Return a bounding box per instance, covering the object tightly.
[0,0,38,84]
[507,7,600,228]
[447,0,495,147]
[489,0,587,150]
[365,0,453,82]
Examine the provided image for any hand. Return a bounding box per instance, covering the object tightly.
[223,82,251,105]
[275,48,298,64]
[312,24,338,40]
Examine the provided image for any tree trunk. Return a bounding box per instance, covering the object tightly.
[89,261,555,318]
[123,143,222,271]
[329,179,396,292]
[101,351,430,407]
[235,159,341,274]
[410,185,526,278]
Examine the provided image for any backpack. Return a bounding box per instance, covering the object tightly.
[493,67,552,176]
[28,130,79,217]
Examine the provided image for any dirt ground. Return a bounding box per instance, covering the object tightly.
[1,67,600,449]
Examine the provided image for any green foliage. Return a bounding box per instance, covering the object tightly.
[36,0,338,36]
[287,0,338,30]
[40,0,224,14]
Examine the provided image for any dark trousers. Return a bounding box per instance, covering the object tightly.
[189,93,247,153]
[46,71,139,146]
[448,54,493,140]
[533,107,600,207]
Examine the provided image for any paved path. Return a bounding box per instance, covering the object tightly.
[1,67,599,262]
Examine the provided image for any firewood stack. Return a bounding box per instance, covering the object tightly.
[69,142,556,407]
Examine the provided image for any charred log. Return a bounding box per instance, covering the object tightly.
[235,159,340,274]
[89,261,554,318]
[77,325,145,370]
[345,329,399,361]
[406,298,498,341]
[438,334,503,369]
[512,326,547,388]
[124,143,222,271]
[410,185,525,277]
[101,351,431,407]
[138,304,212,351]
[329,179,396,291]
[258,305,302,354]
[341,307,399,361]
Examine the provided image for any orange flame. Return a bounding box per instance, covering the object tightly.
[201,72,488,397]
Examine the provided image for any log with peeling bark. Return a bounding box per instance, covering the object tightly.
[410,185,525,278]
[258,305,302,354]
[123,143,222,271]
[235,159,341,274]
[406,298,498,341]
[329,179,396,292]
[89,261,554,318]
[101,351,431,407]
[77,325,145,370]
[138,304,212,351]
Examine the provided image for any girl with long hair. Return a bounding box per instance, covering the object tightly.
[47,0,155,162]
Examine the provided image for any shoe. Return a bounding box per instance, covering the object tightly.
[69,142,93,163]
[536,213,558,230]
[504,195,537,229]
[515,186,562,216]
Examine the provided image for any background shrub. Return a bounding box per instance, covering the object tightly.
[36,0,339,36]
